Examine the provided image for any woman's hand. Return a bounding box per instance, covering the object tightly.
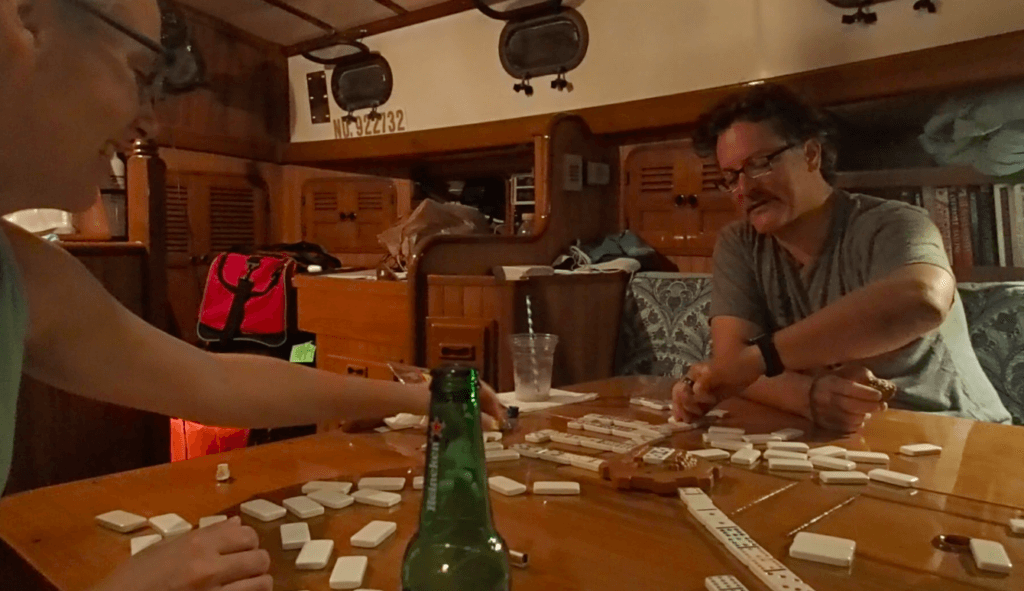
[89,517,271,591]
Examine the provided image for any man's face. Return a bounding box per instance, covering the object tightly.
[716,120,822,235]
[1,0,161,213]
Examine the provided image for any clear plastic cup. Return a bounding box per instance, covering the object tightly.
[510,333,558,402]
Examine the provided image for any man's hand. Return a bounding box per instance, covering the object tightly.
[809,366,888,434]
[479,380,506,430]
[671,347,766,422]
[671,364,717,422]
[89,517,271,591]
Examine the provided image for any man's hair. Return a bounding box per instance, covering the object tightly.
[692,83,840,184]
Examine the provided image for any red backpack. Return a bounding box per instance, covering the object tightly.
[197,252,294,347]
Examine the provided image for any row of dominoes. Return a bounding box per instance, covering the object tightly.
[679,488,816,591]
[530,429,640,454]
[567,419,669,444]
[488,475,581,496]
[509,443,608,472]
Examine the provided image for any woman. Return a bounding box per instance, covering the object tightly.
[0,2,502,590]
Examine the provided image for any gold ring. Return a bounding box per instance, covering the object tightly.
[682,377,695,387]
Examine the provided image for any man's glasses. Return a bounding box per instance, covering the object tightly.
[65,0,171,103]
[717,143,795,193]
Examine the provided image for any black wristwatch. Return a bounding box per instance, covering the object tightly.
[747,333,785,378]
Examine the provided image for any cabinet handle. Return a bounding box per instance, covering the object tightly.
[349,212,358,221]
[674,194,699,208]
[346,365,368,377]
[440,345,476,361]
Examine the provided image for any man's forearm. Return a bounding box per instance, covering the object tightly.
[180,353,428,428]
[774,272,949,372]
[738,371,815,419]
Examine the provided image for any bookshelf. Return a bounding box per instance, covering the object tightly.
[835,166,1024,283]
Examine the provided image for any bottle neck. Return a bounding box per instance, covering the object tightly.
[419,391,494,534]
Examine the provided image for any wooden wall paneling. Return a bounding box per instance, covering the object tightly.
[5,246,170,495]
[157,4,289,162]
[127,141,170,333]
[409,115,620,369]
[285,29,1024,169]
[511,273,629,388]
[293,275,411,360]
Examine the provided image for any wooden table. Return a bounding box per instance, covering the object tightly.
[2,376,1022,591]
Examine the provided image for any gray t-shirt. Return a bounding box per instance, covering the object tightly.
[710,190,1011,424]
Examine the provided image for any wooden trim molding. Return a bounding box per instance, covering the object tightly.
[284,28,1024,166]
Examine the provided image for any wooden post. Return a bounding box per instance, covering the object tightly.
[127,139,170,332]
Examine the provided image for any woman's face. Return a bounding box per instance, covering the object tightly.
[0,0,160,214]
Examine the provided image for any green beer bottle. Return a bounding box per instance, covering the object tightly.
[401,365,511,591]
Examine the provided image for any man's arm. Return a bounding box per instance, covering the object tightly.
[6,222,481,428]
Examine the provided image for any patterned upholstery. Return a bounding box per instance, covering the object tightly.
[615,273,1024,425]
[958,282,1024,425]
[615,272,713,378]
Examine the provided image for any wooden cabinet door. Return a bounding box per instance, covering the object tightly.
[302,178,396,253]
[163,172,267,343]
[624,140,739,256]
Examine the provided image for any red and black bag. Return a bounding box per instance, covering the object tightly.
[197,252,294,347]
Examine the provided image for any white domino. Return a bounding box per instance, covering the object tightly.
[768,458,814,472]
[569,455,608,473]
[525,432,550,443]
[413,476,424,490]
[771,428,803,441]
[790,532,856,567]
[808,446,846,458]
[485,449,521,463]
[667,417,698,432]
[485,442,505,451]
[868,468,918,488]
[130,534,162,555]
[706,575,750,591]
[743,434,783,445]
[567,421,583,430]
[510,443,544,458]
[811,456,856,472]
[240,500,286,522]
[488,476,527,496]
[970,538,1013,573]
[330,556,369,590]
[763,449,808,461]
[284,496,325,518]
[281,522,311,550]
[296,539,334,570]
[682,488,816,591]
[899,443,942,457]
[351,489,402,508]
[96,510,148,533]
[705,409,730,420]
[1011,518,1024,534]
[731,448,762,466]
[583,421,612,435]
[643,447,676,465]
[307,489,355,510]
[845,451,889,464]
[198,515,228,528]
[710,439,754,453]
[350,520,397,548]
[533,481,580,495]
[358,477,406,491]
[483,431,503,442]
[148,513,193,536]
[690,448,730,461]
[818,471,869,485]
[302,481,354,495]
[708,426,745,437]
[766,441,809,453]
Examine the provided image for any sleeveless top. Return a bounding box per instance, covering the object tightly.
[0,226,28,494]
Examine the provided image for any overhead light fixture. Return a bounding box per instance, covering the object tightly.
[473,0,589,97]
[303,41,393,123]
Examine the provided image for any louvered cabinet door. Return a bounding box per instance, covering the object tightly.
[302,178,397,253]
[625,141,739,257]
[164,173,203,342]
[348,181,396,252]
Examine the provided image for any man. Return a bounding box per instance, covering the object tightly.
[0,2,502,590]
[671,83,1011,431]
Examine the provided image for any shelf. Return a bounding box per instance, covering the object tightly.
[515,201,535,206]
[835,166,992,189]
